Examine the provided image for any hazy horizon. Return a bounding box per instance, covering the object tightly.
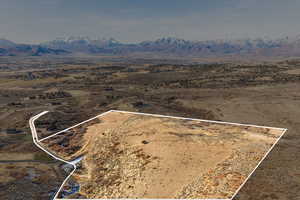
[1,0,300,44]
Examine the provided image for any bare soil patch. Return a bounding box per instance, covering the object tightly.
[42,111,284,199]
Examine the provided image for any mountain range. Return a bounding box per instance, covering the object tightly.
[2,36,300,58]
[0,39,68,56]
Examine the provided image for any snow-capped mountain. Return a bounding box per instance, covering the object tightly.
[41,36,122,53]
[3,35,300,57]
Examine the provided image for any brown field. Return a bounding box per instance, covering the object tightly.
[0,56,299,199]
[41,111,284,199]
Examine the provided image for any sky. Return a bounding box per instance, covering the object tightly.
[1,0,300,44]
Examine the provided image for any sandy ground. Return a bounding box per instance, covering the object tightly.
[43,111,284,199]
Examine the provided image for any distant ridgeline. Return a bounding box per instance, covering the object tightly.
[2,36,300,57]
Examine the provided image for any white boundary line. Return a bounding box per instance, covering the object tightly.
[30,110,287,200]
[111,110,286,131]
[230,128,287,200]
[29,111,77,200]
[39,110,114,142]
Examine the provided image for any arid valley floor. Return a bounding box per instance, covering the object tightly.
[0,56,299,199]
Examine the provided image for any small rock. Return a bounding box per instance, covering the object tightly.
[141,140,149,144]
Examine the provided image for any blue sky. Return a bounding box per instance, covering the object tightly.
[1,0,300,43]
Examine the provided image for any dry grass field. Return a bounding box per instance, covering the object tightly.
[0,56,299,199]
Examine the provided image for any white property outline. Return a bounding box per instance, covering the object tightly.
[29,110,287,200]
